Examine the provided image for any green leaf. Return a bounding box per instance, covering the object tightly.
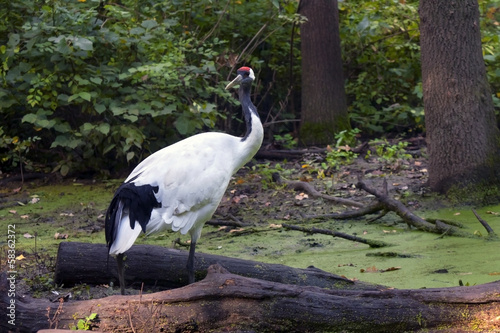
[78,92,91,101]
[123,114,138,122]
[51,135,82,149]
[68,94,79,102]
[95,104,106,114]
[60,164,70,177]
[53,122,71,133]
[126,151,135,162]
[73,37,93,51]
[141,20,158,30]
[56,40,71,55]
[110,105,126,116]
[82,123,95,132]
[103,144,116,154]
[21,113,37,124]
[90,77,103,85]
[87,313,98,321]
[129,27,145,35]
[97,123,110,135]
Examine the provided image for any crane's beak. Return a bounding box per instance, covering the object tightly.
[225,74,243,90]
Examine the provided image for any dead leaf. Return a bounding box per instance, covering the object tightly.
[232,194,248,204]
[454,212,461,216]
[488,272,500,276]
[60,213,74,217]
[16,254,26,260]
[414,161,422,166]
[30,197,40,204]
[361,266,401,273]
[9,210,17,214]
[13,187,22,193]
[338,263,355,267]
[229,228,245,233]
[295,193,309,201]
[486,211,499,216]
[337,145,351,151]
[54,233,69,239]
[20,215,29,219]
[361,266,378,273]
[269,224,282,229]
[23,233,34,239]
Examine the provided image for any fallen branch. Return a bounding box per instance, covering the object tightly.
[472,208,496,236]
[282,223,391,248]
[273,173,364,208]
[356,179,471,237]
[304,202,384,219]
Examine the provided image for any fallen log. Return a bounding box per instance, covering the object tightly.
[3,264,500,332]
[54,242,372,291]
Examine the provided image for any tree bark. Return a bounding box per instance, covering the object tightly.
[54,242,371,291]
[3,265,500,332]
[299,0,350,145]
[419,0,500,193]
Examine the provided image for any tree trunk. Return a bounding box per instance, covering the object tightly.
[54,242,371,291]
[3,265,500,332]
[419,0,500,194]
[299,0,350,145]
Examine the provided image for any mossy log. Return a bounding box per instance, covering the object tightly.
[2,264,500,332]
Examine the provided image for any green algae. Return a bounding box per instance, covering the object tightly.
[195,206,500,290]
[1,182,499,291]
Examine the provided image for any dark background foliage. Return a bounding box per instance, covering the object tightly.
[0,0,498,176]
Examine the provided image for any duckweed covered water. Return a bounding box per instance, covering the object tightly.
[196,207,500,289]
[2,182,499,290]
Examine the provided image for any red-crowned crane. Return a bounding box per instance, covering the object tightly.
[105,67,263,294]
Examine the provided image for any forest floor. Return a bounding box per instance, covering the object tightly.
[1,136,500,304]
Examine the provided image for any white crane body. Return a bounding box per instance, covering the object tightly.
[105,67,262,293]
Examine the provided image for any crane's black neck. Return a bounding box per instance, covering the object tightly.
[239,82,258,141]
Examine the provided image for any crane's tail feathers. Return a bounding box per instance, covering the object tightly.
[105,178,161,253]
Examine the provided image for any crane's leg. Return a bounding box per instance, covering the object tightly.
[116,253,126,295]
[186,241,196,284]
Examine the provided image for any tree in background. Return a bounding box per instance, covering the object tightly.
[299,0,350,145]
[419,0,500,196]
